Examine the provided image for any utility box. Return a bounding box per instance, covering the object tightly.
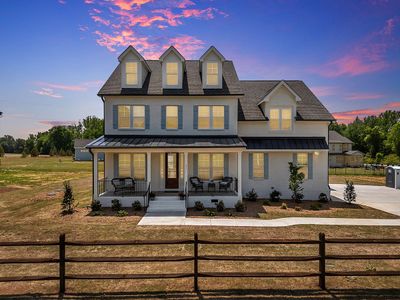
[385,166,400,189]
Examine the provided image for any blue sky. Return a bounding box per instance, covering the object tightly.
[0,0,399,138]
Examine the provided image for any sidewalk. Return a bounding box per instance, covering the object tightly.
[138,215,400,227]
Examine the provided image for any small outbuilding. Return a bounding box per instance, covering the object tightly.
[386,166,400,189]
[74,139,104,161]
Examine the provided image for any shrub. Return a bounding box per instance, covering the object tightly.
[59,149,66,156]
[30,146,39,157]
[0,145,4,157]
[344,180,356,204]
[270,189,281,202]
[280,203,288,210]
[194,201,204,211]
[116,210,128,217]
[245,189,258,201]
[111,199,122,211]
[21,149,28,158]
[318,193,329,203]
[132,200,142,211]
[263,199,271,206]
[91,200,102,212]
[149,192,156,200]
[61,181,76,214]
[66,149,73,157]
[288,162,305,203]
[294,206,302,211]
[49,146,57,157]
[216,200,225,212]
[204,209,216,217]
[383,154,400,165]
[235,201,246,212]
[92,211,104,216]
[310,203,322,211]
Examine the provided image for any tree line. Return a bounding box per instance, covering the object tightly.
[0,116,103,157]
[329,110,400,165]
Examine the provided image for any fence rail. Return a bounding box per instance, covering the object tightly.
[329,167,385,176]
[0,233,400,295]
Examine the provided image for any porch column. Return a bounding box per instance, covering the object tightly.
[93,151,98,198]
[184,152,188,186]
[237,152,242,201]
[146,152,151,187]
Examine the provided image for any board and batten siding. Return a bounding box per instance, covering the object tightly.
[104,96,238,135]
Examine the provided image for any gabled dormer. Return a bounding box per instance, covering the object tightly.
[118,46,150,89]
[160,46,185,89]
[257,81,302,131]
[200,46,225,89]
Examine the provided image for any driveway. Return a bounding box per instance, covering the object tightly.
[330,184,400,216]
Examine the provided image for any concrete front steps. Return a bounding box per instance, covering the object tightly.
[146,196,186,216]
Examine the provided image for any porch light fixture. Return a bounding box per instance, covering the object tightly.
[314,151,320,156]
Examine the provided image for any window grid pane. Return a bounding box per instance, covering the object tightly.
[212,154,224,179]
[253,153,264,178]
[281,108,292,130]
[297,153,308,179]
[206,62,218,85]
[133,154,146,180]
[119,154,131,177]
[126,62,138,85]
[166,106,178,129]
[212,106,225,129]
[118,106,130,128]
[198,154,210,180]
[269,109,280,130]
[133,106,145,129]
[198,106,210,129]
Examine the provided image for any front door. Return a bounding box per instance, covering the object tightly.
[165,153,179,189]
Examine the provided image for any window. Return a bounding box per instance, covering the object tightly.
[118,154,146,180]
[198,105,225,129]
[198,154,210,180]
[133,154,146,180]
[132,105,145,129]
[297,153,308,179]
[166,62,178,86]
[252,153,264,179]
[197,153,225,180]
[206,62,218,86]
[126,62,138,85]
[166,105,178,129]
[118,154,131,177]
[269,108,292,131]
[118,106,130,128]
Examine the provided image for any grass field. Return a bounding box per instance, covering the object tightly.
[0,156,399,297]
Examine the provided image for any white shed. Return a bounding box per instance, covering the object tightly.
[386,166,400,189]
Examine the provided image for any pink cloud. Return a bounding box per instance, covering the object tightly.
[176,0,195,9]
[91,15,111,26]
[84,0,94,3]
[310,86,338,97]
[32,88,62,99]
[312,17,399,77]
[39,120,76,127]
[79,25,89,32]
[167,35,205,58]
[345,93,385,100]
[333,101,400,124]
[58,0,66,4]
[34,81,103,91]
[111,0,153,10]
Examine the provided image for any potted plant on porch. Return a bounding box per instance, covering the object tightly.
[178,191,185,200]
[149,192,156,200]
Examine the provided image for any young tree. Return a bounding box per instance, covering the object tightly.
[30,146,39,157]
[344,180,356,204]
[61,181,76,214]
[288,162,305,203]
[49,146,57,156]
[388,122,400,157]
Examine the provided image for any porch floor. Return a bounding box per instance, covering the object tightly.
[100,190,236,197]
[100,191,146,197]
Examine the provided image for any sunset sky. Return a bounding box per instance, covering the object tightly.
[0,0,399,138]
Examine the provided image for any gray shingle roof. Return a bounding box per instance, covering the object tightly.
[329,131,353,144]
[242,137,328,150]
[98,60,243,96]
[74,139,95,148]
[87,135,246,149]
[238,80,335,121]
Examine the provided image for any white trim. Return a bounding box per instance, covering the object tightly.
[199,46,226,62]
[118,45,150,71]
[257,81,302,106]
[159,46,185,62]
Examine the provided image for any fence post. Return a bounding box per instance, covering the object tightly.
[59,233,66,296]
[318,232,326,290]
[194,233,199,291]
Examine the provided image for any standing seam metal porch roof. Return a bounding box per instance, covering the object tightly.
[242,137,329,150]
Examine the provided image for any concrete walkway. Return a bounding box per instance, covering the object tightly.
[138,215,400,227]
[330,184,400,216]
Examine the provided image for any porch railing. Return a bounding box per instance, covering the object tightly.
[97,179,148,197]
[144,182,151,211]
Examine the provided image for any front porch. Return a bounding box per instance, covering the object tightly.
[91,149,243,210]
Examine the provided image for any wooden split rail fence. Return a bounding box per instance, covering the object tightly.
[0,233,400,295]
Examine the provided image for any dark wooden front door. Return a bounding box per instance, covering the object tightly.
[165,153,179,189]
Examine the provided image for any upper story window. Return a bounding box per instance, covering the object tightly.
[270,107,292,131]
[198,105,225,130]
[166,62,178,86]
[132,105,145,129]
[118,106,130,128]
[116,105,146,129]
[125,62,138,85]
[166,105,178,129]
[206,62,218,86]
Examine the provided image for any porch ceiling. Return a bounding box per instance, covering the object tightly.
[87,135,247,149]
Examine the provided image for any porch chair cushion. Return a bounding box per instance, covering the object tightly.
[190,176,204,191]
[111,177,136,194]
[219,176,233,191]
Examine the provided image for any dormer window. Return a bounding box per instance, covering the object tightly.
[270,107,292,131]
[206,62,218,86]
[166,62,179,86]
[125,62,138,85]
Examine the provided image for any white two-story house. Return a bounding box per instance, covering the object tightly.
[87,45,334,213]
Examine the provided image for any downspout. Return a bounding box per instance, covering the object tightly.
[89,148,94,201]
[101,96,106,179]
[328,121,332,198]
